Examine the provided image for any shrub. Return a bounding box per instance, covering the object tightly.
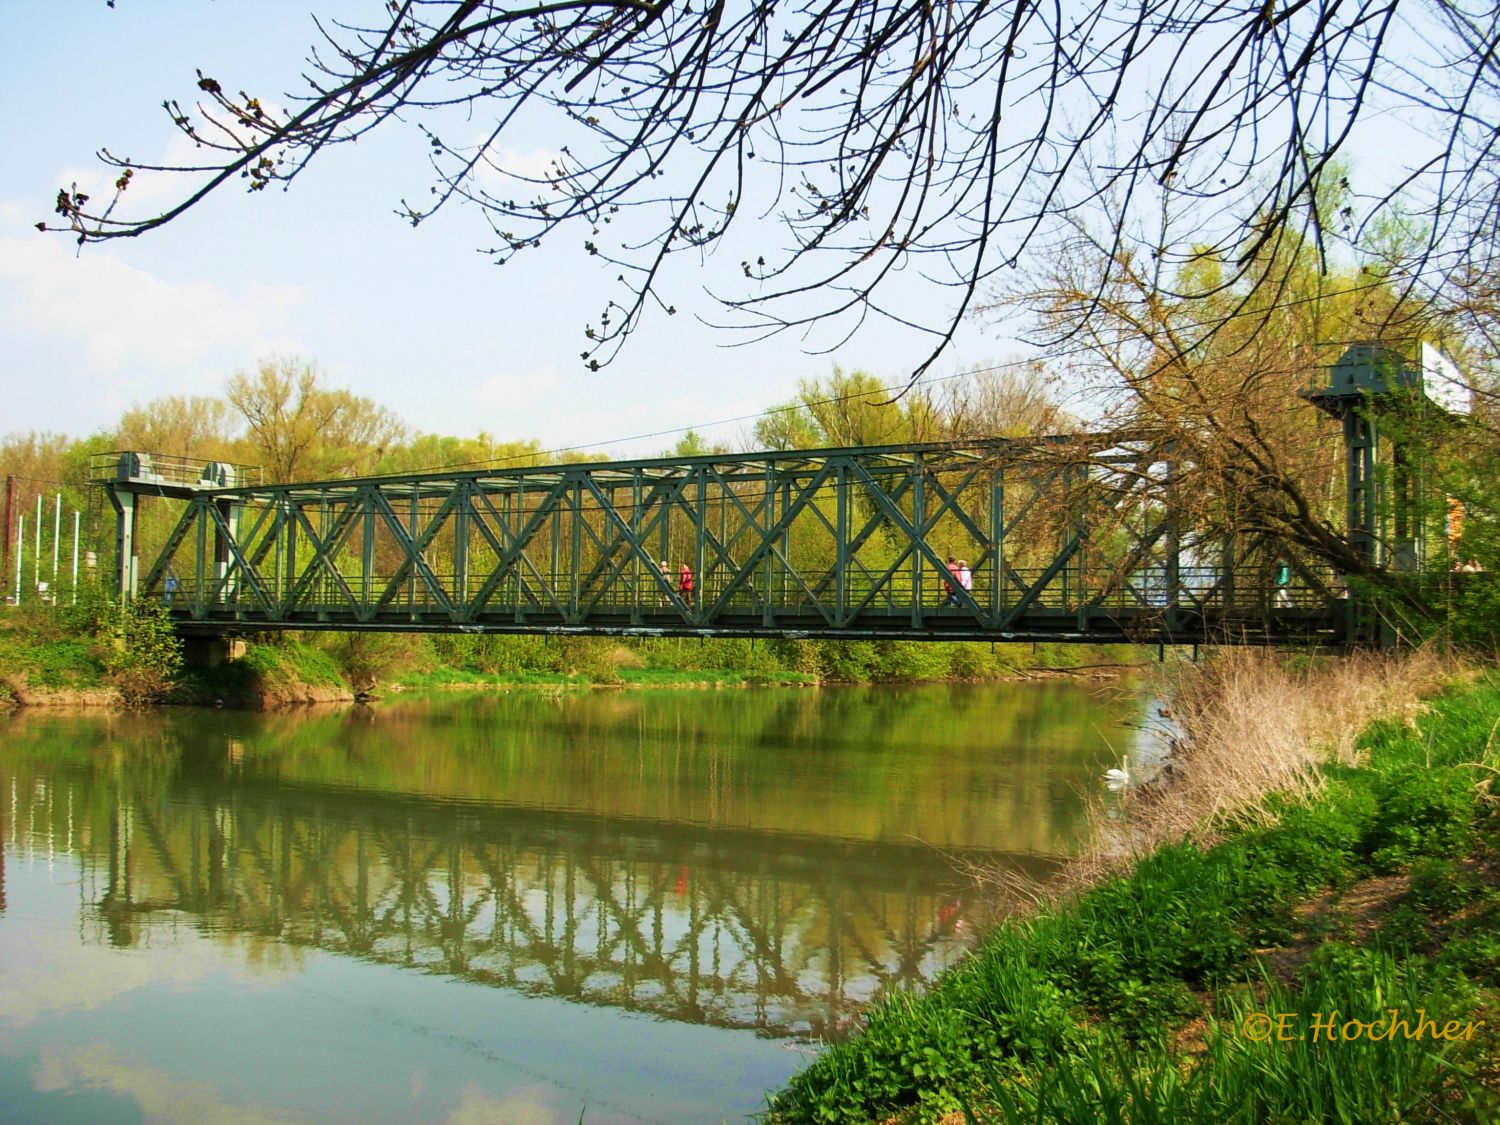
[321,631,428,689]
[816,640,876,681]
[107,601,183,706]
[554,636,625,683]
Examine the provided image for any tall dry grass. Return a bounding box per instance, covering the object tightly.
[974,646,1464,911]
[1072,645,1461,881]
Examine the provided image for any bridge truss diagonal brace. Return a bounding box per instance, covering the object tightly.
[466,478,573,620]
[846,461,986,619]
[367,488,460,620]
[578,475,692,621]
[706,462,837,623]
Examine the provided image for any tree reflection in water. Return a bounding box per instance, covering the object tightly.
[1,683,1136,1039]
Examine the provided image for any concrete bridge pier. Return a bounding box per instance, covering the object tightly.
[181,634,245,668]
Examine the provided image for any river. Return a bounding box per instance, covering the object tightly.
[0,681,1143,1123]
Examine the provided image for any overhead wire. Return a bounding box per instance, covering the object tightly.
[384,270,1444,480]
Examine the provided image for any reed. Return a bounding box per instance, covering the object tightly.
[1073,646,1459,880]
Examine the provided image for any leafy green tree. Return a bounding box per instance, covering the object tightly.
[115,395,242,464]
[999,192,1455,589]
[376,432,547,475]
[752,400,823,451]
[226,357,404,481]
[669,429,723,458]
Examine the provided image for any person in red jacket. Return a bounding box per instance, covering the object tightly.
[678,562,695,601]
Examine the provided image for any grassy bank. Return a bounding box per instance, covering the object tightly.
[373,632,1125,691]
[0,598,1133,707]
[766,654,1499,1123]
[179,639,350,707]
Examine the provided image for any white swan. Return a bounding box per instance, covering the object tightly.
[1104,756,1132,791]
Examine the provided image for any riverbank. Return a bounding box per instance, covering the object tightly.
[0,601,1137,710]
[766,652,1500,1123]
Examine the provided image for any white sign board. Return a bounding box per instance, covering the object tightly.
[1421,342,1473,415]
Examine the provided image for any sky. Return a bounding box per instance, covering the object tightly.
[1,2,1456,468]
[0,1,1005,462]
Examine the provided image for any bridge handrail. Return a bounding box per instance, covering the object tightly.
[89,450,264,489]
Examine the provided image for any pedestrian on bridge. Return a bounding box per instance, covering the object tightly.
[1275,560,1292,608]
[944,557,962,607]
[679,562,695,603]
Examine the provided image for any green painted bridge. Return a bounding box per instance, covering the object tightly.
[94,433,1355,648]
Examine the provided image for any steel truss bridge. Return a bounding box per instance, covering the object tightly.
[96,435,1351,647]
[7,767,1025,1038]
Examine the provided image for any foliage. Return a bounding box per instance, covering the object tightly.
[226,356,404,482]
[382,632,1101,690]
[106,600,183,706]
[979,948,1483,1125]
[317,632,431,691]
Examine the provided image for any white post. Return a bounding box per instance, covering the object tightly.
[15,515,22,606]
[52,493,61,589]
[71,510,80,604]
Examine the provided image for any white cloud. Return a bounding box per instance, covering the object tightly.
[0,208,305,414]
[33,1043,303,1124]
[469,145,567,196]
[444,1083,564,1125]
[0,923,287,1031]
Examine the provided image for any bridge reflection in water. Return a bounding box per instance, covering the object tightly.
[1,691,1098,1039]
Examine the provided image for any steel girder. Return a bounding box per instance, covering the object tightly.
[123,436,1348,645]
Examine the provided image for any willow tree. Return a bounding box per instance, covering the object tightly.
[227,357,405,482]
[992,182,1455,596]
[41,1,1500,378]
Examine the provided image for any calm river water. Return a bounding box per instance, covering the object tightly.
[0,681,1142,1124]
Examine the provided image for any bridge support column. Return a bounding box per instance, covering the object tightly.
[182,635,246,668]
[108,489,138,602]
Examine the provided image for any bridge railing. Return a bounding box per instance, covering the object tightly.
[153,561,1341,623]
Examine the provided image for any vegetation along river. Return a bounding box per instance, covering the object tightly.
[0,681,1145,1123]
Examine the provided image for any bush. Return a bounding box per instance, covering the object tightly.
[1408,857,1482,915]
[816,640,877,681]
[107,601,183,706]
[1446,572,1500,652]
[554,636,626,683]
[320,631,429,689]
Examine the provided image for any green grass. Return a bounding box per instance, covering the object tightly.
[765,676,1500,1124]
[980,947,1483,1124]
[278,642,345,687]
[395,666,589,689]
[20,638,109,688]
[0,605,111,691]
